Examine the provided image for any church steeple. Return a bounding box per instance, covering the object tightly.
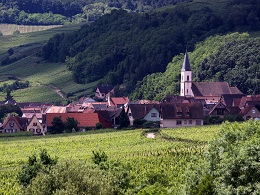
[180,51,192,96]
[182,51,191,71]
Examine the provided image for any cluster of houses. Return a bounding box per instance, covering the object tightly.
[0,52,260,135]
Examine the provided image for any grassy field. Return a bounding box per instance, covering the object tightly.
[0,125,220,194]
[0,23,100,103]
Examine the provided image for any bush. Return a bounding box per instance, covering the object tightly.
[95,122,103,129]
[143,121,160,128]
[133,118,147,127]
[92,150,108,165]
[17,149,57,186]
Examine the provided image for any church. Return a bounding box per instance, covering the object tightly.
[180,51,244,104]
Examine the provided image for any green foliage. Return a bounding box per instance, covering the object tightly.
[131,32,260,100]
[64,117,79,132]
[0,0,188,25]
[17,149,57,187]
[133,118,147,127]
[0,104,22,122]
[21,160,132,195]
[50,116,64,134]
[42,1,260,96]
[92,150,108,165]
[95,122,103,129]
[185,120,260,194]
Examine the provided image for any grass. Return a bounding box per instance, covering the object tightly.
[0,23,99,103]
[0,125,220,194]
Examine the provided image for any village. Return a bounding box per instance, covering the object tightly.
[0,51,259,135]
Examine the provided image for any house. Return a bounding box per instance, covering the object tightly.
[239,95,260,109]
[127,104,160,126]
[241,105,260,121]
[108,97,129,108]
[95,84,114,100]
[180,51,243,104]
[0,114,27,133]
[27,114,44,135]
[160,103,204,128]
[46,112,112,131]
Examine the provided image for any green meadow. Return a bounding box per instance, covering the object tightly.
[0,125,219,194]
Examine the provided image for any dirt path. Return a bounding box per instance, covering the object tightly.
[48,84,66,99]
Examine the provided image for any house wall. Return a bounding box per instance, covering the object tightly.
[128,108,134,126]
[243,107,260,120]
[143,108,160,122]
[27,116,43,134]
[160,119,203,128]
[2,122,21,133]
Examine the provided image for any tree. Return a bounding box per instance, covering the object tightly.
[0,104,22,122]
[50,116,64,134]
[185,120,260,194]
[4,87,14,101]
[64,117,79,132]
[119,107,130,128]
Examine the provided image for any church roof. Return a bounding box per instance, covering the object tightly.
[181,51,191,71]
[191,82,243,96]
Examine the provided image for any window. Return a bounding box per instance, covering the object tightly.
[33,122,37,126]
[128,113,132,117]
[9,123,14,127]
[217,109,224,115]
[151,113,157,117]
[252,109,256,114]
[189,120,192,124]
[187,75,189,81]
[187,89,188,94]
[176,120,182,125]
[182,75,183,81]
[196,120,201,125]
[184,120,187,124]
[177,112,182,116]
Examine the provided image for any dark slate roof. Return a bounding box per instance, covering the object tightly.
[160,103,204,119]
[97,84,114,94]
[239,95,260,108]
[128,104,160,119]
[221,94,246,107]
[191,82,243,96]
[181,51,191,71]
[163,95,206,105]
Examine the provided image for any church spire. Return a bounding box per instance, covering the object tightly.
[181,51,191,71]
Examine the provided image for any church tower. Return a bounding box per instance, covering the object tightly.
[180,51,192,96]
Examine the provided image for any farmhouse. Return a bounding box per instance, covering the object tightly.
[160,103,204,128]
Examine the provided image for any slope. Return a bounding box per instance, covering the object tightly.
[130,32,260,100]
[0,24,99,103]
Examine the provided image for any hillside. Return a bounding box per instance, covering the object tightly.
[42,0,260,95]
[0,24,99,104]
[0,0,188,25]
[130,32,260,100]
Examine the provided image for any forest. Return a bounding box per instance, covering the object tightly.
[0,0,187,25]
[41,0,260,95]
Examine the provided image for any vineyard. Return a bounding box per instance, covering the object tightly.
[0,125,220,194]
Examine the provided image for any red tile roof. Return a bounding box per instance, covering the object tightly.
[46,113,112,128]
[109,97,129,106]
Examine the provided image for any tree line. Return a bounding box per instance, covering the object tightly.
[41,0,260,96]
[0,0,187,25]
